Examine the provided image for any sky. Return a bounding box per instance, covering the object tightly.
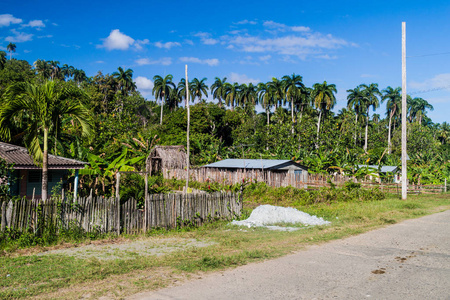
[2,0,450,123]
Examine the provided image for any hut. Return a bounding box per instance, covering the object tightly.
[146,145,187,177]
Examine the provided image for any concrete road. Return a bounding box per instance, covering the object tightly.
[129,210,450,300]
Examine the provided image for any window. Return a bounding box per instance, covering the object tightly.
[28,170,53,182]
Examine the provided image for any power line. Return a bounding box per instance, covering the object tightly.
[409,85,450,95]
[407,51,450,58]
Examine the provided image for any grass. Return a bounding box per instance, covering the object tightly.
[0,192,449,299]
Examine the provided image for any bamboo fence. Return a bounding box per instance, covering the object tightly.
[0,191,242,234]
[163,168,447,194]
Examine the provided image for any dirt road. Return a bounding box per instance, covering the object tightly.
[128,209,450,300]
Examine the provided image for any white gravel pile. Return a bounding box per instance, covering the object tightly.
[231,205,330,230]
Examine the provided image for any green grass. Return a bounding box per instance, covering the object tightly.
[0,192,449,299]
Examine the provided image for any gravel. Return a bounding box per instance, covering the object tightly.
[231,205,331,230]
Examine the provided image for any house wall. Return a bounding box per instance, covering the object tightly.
[23,170,66,198]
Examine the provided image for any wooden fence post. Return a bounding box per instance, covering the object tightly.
[144,172,148,233]
[1,201,6,232]
[116,173,120,235]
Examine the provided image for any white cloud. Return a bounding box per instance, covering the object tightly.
[194,32,219,45]
[37,35,52,39]
[135,57,172,66]
[229,72,259,85]
[259,55,271,61]
[135,39,149,50]
[235,20,257,25]
[98,29,135,50]
[0,14,22,27]
[23,20,45,28]
[23,49,31,53]
[228,32,349,59]
[291,26,310,32]
[360,73,376,78]
[409,73,450,90]
[179,57,219,66]
[184,39,194,45]
[95,60,105,64]
[154,41,181,49]
[135,76,154,97]
[5,29,33,43]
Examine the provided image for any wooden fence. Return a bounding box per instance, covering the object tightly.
[0,192,242,234]
[163,168,447,194]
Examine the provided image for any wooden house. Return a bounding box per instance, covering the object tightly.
[0,142,87,199]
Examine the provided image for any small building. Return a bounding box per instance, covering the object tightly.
[146,145,187,176]
[357,165,400,183]
[201,159,308,187]
[0,142,87,199]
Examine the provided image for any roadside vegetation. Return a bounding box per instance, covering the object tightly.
[0,185,449,299]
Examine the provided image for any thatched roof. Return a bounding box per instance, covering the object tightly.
[146,145,187,173]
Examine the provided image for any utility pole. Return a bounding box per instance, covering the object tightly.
[401,22,407,200]
[185,65,190,193]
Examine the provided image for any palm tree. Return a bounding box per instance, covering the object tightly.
[311,81,337,143]
[257,82,273,126]
[112,67,136,94]
[61,64,75,80]
[190,77,208,103]
[211,77,227,107]
[408,97,433,125]
[382,86,401,154]
[223,82,239,111]
[6,43,16,60]
[282,73,305,128]
[360,83,381,151]
[347,86,365,146]
[267,78,284,109]
[73,69,87,85]
[49,61,61,80]
[0,81,93,200]
[34,59,52,80]
[238,83,257,111]
[152,75,175,125]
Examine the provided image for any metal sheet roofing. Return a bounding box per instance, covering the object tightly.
[0,142,88,169]
[357,165,398,173]
[203,159,300,170]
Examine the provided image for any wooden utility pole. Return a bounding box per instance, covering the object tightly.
[185,65,190,193]
[401,22,407,200]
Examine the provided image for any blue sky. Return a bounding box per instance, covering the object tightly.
[2,0,450,123]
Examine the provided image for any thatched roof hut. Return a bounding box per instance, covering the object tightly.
[146,145,187,175]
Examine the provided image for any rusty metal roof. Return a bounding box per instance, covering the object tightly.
[0,142,88,169]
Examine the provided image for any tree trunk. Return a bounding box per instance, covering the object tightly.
[160,96,164,125]
[42,128,49,201]
[316,109,322,147]
[291,97,295,134]
[266,109,270,126]
[364,113,369,152]
[299,105,304,124]
[388,115,392,154]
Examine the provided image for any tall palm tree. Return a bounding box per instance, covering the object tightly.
[311,81,337,143]
[61,64,75,80]
[382,86,401,154]
[223,82,239,111]
[73,69,87,85]
[238,83,257,111]
[152,75,175,125]
[6,42,16,60]
[257,82,273,126]
[267,78,284,109]
[112,67,136,94]
[0,81,93,200]
[190,77,208,103]
[49,61,61,81]
[34,59,52,80]
[211,77,227,107]
[347,86,365,146]
[408,97,433,125]
[360,83,381,151]
[282,73,305,128]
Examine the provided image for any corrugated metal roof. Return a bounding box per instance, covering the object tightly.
[0,142,88,169]
[357,165,398,173]
[203,159,298,170]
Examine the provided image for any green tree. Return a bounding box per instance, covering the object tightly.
[382,86,401,154]
[360,83,381,151]
[0,81,93,200]
[152,74,175,125]
[0,51,6,70]
[190,77,208,103]
[282,73,305,128]
[224,82,239,111]
[6,43,16,60]
[112,67,136,94]
[347,86,365,146]
[211,77,227,107]
[311,81,337,143]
